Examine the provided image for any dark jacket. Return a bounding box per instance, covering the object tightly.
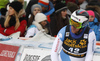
[0,15,5,27]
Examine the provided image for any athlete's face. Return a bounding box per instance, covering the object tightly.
[71,26,80,33]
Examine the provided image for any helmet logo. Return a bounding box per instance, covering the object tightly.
[72,15,79,20]
[79,19,80,21]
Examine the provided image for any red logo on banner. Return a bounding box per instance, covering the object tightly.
[0,43,19,61]
[96,42,100,46]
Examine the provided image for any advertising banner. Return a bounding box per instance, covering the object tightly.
[93,41,100,61]
[0,43,20,61]
[20,48,51,61]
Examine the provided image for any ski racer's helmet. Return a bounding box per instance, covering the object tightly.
[70,9,89,29]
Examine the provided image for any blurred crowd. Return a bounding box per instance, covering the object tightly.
[0,0,100,41]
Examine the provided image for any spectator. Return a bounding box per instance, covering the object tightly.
[0,1,27,37]
[50,3,69,36]
[38,0,55,22]
[28,4,42,27]
[87,10,100,41]
[25,0,38,22]
[0,8,7,16]
[25,0,54,23]
[25,13,49,38]
[38,0,54,16]
[86,0,100,22]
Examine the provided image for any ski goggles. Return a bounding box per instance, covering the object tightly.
[69,19,82,29]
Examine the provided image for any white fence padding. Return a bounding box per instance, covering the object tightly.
[93,42,100,61]
[0,31,100,61]
[0,31,55,49]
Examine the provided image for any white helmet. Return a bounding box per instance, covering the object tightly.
[70,9,89,28]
